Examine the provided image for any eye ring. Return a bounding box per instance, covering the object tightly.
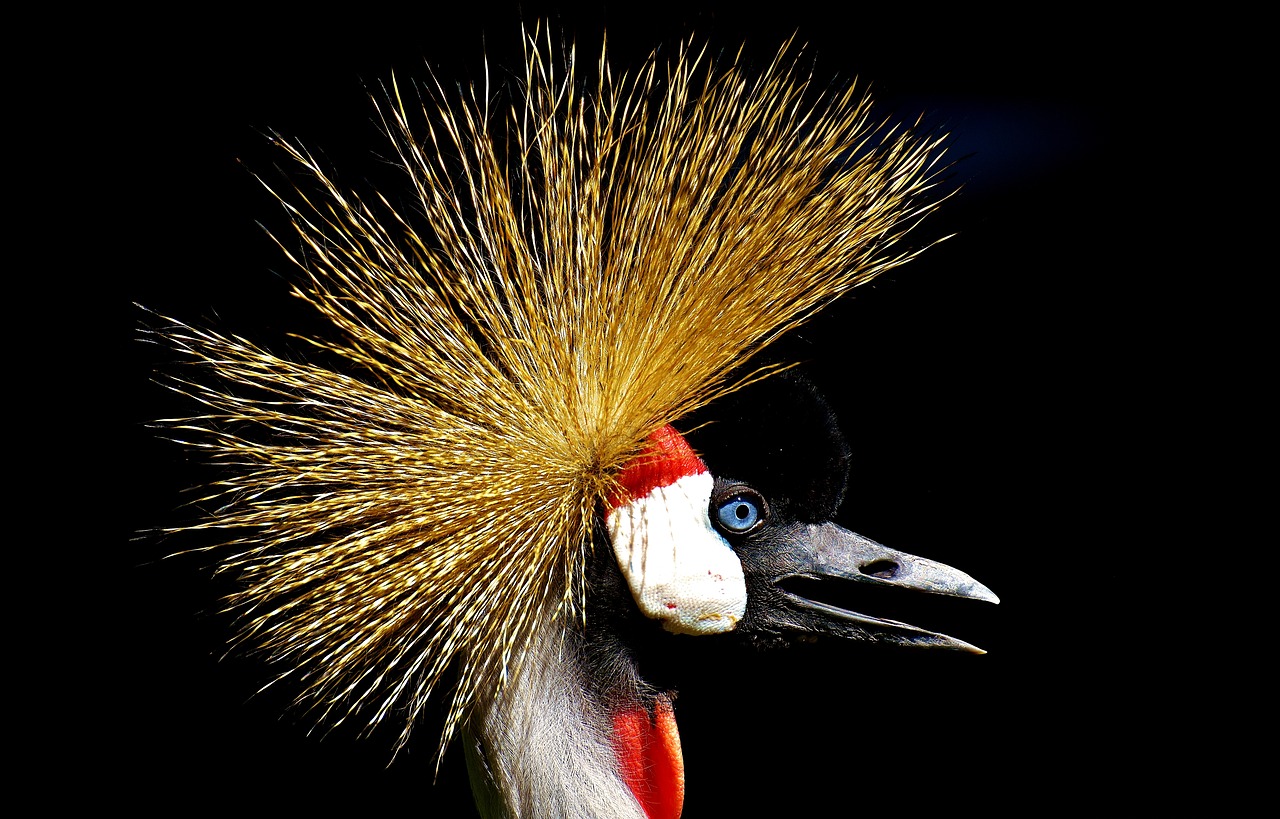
[712,485,768,535]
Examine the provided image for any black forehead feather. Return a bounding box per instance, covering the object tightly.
[684,372,850,522]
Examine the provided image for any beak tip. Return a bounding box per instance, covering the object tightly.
[949,635,988,654]
[967,582,999,606]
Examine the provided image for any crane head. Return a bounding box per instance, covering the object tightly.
[604,373,997,657]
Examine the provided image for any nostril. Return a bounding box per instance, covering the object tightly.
[861,559,899,580]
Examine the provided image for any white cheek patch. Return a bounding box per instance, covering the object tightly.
[606,471,748,635]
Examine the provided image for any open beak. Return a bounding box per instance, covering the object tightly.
[746,522,999,653]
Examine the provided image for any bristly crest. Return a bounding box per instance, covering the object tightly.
[150,28,948,760]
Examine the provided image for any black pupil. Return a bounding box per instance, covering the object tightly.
[734,503,750,520]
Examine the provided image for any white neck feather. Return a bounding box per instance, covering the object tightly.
[465,613,647,819]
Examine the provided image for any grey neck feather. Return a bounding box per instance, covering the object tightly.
[464,608,648,819]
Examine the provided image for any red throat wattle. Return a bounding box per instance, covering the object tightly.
[611,695,685,819]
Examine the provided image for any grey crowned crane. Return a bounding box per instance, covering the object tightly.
[152,31,997,819]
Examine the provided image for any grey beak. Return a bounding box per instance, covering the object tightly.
[764,522,998,652]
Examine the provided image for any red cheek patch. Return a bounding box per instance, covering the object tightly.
[607,425,708,511]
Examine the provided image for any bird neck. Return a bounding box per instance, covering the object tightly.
[465,600,685,819]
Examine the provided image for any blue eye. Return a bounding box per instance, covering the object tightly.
[717,496,761,532]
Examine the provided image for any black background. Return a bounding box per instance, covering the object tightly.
[119,2,1155,814]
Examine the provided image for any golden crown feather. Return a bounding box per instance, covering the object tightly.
[150,28,948,761]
